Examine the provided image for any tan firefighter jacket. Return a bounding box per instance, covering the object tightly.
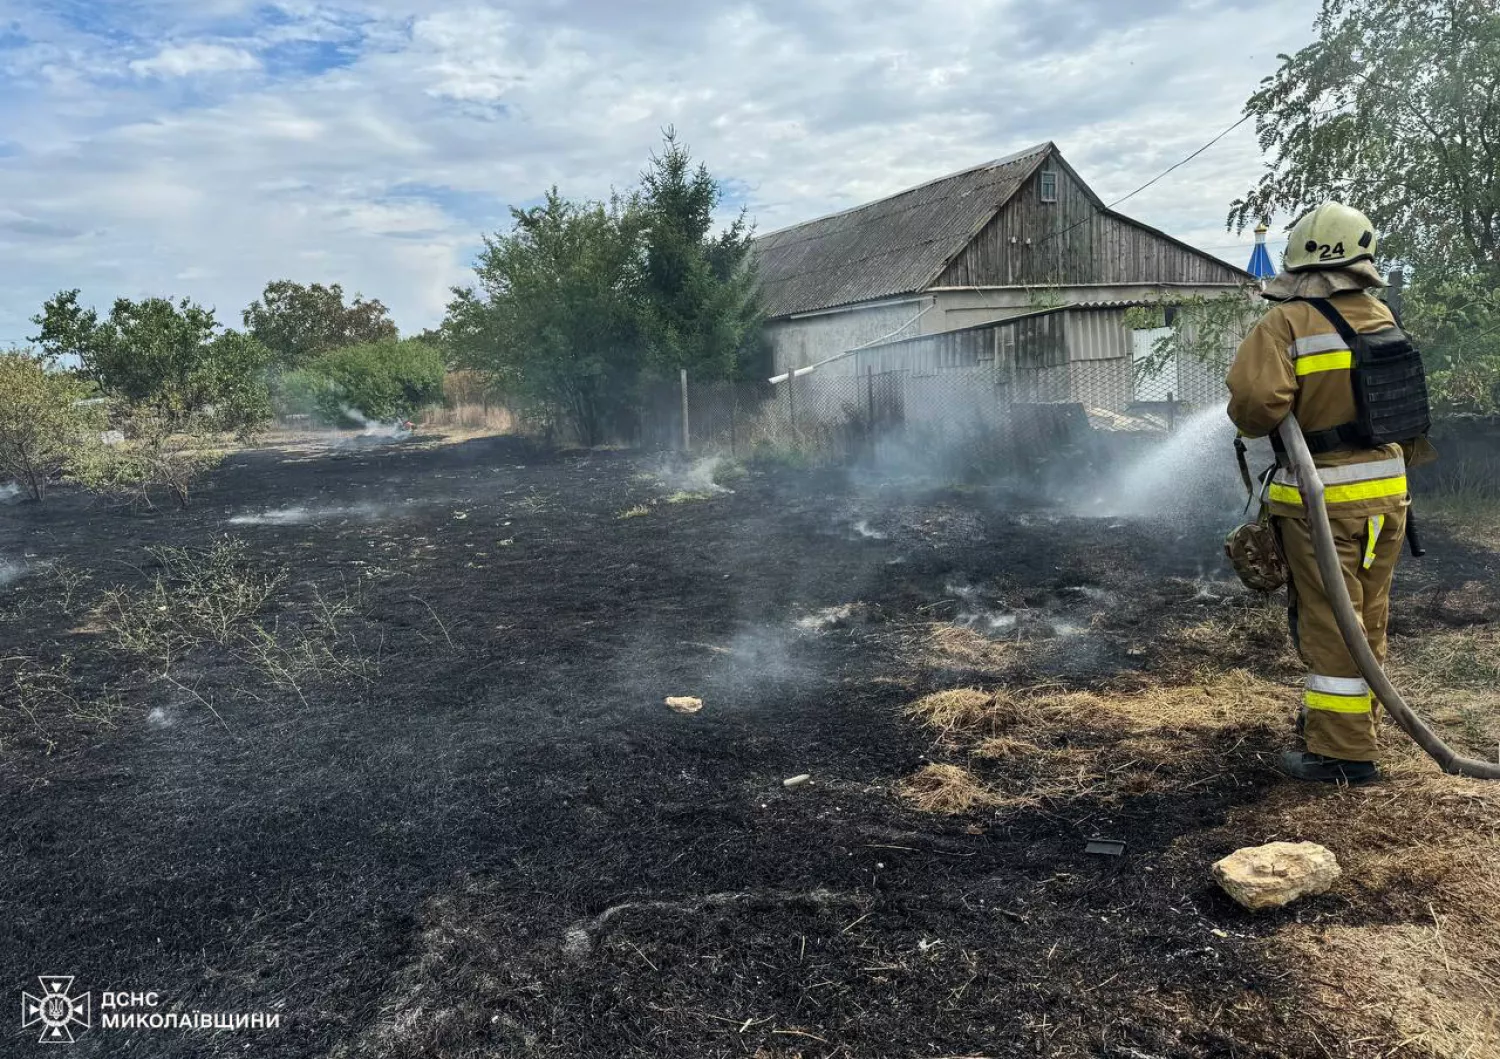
[1227,290,1425,521]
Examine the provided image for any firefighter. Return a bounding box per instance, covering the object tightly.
[1226,202,1433,784]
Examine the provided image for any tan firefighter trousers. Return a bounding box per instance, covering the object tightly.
[1275,508,1407,762]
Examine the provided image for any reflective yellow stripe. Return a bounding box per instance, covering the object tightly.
[1269,475,1407,507]
[1304,690,1374,714]
[1363,515,1385,569]
[1294,350,1353,376]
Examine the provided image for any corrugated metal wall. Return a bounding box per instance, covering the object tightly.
[771,305,1225,417]
[1063,308,1131,362]
[766,301,927,375]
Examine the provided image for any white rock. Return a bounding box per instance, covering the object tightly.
[1213,841,1341,911]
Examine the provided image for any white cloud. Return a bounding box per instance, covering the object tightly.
[129,43,261,78]
[0,0,1323,343]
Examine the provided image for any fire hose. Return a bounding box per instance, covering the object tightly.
[1277,415,1500,779]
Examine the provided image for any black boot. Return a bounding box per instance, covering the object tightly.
[1279,750,1380,785]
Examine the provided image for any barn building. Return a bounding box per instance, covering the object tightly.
[754,142,1253,413]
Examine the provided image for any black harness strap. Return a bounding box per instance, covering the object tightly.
[1303,297,1368,353]
[1288,296,1371,455]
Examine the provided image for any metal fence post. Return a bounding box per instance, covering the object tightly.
[730,383,738,457]
[787,369,797,439]
[680,368,691,451]
[1166,390,1177,433]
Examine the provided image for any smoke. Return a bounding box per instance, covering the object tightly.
[0,558,29,588]
[0,482,21,503]
[943,580,1113,642]
[228,502,389,525]
[646,454,733,496]
[794,603,872,632]
[339,405,413,441]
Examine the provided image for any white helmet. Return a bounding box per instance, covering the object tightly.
[1283,202,1379,272]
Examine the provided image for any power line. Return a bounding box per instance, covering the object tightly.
[1105,113,1254,211]
[1034,111,1256,253]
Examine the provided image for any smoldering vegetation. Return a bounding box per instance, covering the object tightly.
[3,421,1495,1059]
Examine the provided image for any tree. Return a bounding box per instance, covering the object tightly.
[633,129,762,380]
[0,352,102,502]
[30,291,272,432]
[1404,270,1500,414]
[1232,1,1500,412]
[444,190,644,446]
[1230,0,1500,277]
[243,280,398,368]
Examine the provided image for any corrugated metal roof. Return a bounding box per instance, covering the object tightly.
[754,143,1053,319]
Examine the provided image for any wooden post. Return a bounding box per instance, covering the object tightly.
[729,383,738,457]
[680,368,690,451]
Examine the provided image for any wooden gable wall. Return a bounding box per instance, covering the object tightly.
[935,151,1246,288]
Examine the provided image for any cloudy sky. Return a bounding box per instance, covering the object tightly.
[0,0,1316,345]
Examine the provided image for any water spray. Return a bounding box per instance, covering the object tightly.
[1278,414,1500,780]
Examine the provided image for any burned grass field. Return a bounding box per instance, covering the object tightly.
[3,433,1499,1058]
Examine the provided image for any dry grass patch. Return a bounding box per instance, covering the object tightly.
[1165,597,1301,678]
[900,671,1293,808]
[972,735,1042,759]
[1387,632,1500,759]
[903,688,998,739]
[906,672,1289,746]
[1185,732,1500,1058]
[895,763,1002,815]
[1084,670,1289,731]
[1396,625,1500,691]
[1288,923,1500,1058]
[924,624,1018,672]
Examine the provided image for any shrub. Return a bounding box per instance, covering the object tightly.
[273,339,445,425]
[0,352,103,501]
[70,408,222,510]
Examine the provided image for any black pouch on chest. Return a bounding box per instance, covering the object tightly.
[1299,297,1431,453]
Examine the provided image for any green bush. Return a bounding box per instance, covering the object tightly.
[272,339,445,425]
[0,352,104,501]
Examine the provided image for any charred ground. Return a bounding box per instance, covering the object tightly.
[2,434,1497,1058]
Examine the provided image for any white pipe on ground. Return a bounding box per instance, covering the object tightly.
[1277,414,1500,779]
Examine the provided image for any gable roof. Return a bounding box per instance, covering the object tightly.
[753,143,1251,318]
[754,143,1054,319]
